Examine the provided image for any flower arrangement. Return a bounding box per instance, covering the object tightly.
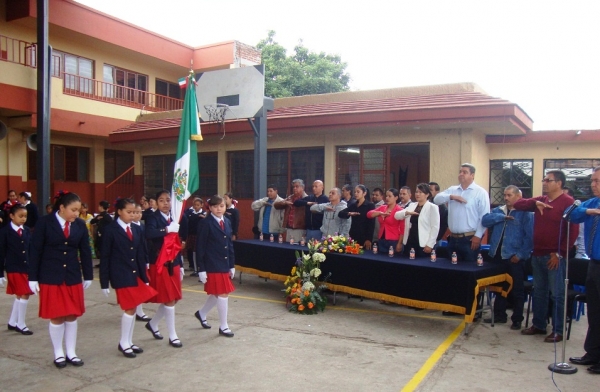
[284,240,328,314]
[317,234,363,255]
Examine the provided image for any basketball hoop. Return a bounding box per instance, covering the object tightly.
[203,103,229,140]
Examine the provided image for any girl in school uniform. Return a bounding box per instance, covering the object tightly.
[99,198,157,358]
[223,192,240,240]
[195,195,236,338]
[17,192,39,229]
[144,190,187,348]
[132,203,151,322]
[0,204,34,335]
[28,191,93,368]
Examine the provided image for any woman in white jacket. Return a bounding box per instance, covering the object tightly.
[394,183,440,258]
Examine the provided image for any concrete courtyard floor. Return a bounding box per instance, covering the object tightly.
[0,270,598,392]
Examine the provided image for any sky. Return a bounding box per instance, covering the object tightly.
[76,0,600,131]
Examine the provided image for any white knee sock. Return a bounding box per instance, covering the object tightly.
[64,320,78,359]
[128,312,136,347]
[163,305,178,341]
[16,298,28,329]
[8,298,19,326]
[149,304,165,331]
[216,296,229,331]
[49,322,65,360]
[120,313,134,349]
[200,295,218,320]
[135,304,145,317]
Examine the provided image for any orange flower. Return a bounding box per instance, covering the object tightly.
[304,290,310,297]
[298,304,305,311]
[308,302,314,309]
[291,288,297,294]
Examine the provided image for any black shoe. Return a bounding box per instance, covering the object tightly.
[66,356,84,366]
[570,354,600,366]
[94,264,100,268]
[483,318,507,324]
[7,324,16,331]
[169,338,182,348]
[118,344,137,358]
[135,314,151,322]
[144,322,163,340]
[510,322,522,330]
[15,326,34,335]
[588,364,600,374]
[194,310,211,329]
[54,357,67,369]
[190,271,199,277]
[219,328,234,338]
[130,345,143,354]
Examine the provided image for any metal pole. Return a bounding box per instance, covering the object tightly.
[36,0,51,215]
[250,97,273,237]
[548,220,577,374]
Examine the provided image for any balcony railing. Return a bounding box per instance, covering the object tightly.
[1,34,61,77]
[63,73,183,112]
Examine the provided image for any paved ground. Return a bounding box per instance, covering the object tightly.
[0,270,597,392]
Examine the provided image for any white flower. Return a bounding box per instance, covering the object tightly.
[303,253,311,261]
[312,268,321,278]
[312,253,326,263]
[302,272,310,278]
[302,282,315,291]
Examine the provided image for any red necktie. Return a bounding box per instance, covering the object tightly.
[220,220,224,231]
[126,226,133,241]
[167,217,172,224]
[17,228,22,237]
[64,221,70,238]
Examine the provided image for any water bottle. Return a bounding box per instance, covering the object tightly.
[300,237,306,246]
[259,233,263,241]
[430,249,437,262]
[477,253,483,267]
[290,237,294,245]
[373,242,378,254]
[451,252,458,264]
[278,234,283,244]
[409,248,415,260]
[388,246,394,257]
[270,234,274,242]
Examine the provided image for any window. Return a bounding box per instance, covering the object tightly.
[197,152,218,197]
[28,145,89,182]
[228,148,325,199]
[52,50,94,93]
[489,160,533,205]
[156,79,181,99]
[104,150,134,184]
[544,159,600,201]
[103,64,148,104]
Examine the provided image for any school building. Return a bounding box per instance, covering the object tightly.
[2,0,599,239]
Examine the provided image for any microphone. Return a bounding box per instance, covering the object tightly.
[562,200,581,219]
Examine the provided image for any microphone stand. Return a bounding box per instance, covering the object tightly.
[548,215,577,374]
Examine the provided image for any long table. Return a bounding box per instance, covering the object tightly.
[234,240,512,322]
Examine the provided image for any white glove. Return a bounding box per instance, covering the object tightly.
[146,263,149,270]
[199,271,207,284]
[102,288,110,297]
[166,222,180,233]
[229,268,235,279]
[180,267,185,281]
[0,277,6,287]
[82,280,92,290]
[29,281,40,295]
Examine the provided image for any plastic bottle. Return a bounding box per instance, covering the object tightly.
[430,249,437,262]
[409,248,415,260]
[300,237,306,246]
[388,246,394,257]
[451,252,458,264]
[270,234,274,242]
[259,233,263,241]
[477,253,483,266]
[290,237,294,245]
[278,234,283,244]
[373,242,378,254]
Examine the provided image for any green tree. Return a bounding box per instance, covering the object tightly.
[257,30,351,98]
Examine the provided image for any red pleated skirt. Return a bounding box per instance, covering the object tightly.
[6,272,34,296]
[147,263,182,303]
[116,277,158,310]
[39,283,85,319]
[204,272,235,295]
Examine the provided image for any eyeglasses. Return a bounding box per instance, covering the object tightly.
[541,179,558,183]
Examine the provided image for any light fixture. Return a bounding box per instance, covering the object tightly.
[576,130,582,135]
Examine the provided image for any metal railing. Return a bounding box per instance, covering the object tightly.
[105,165,136,203]
[63,73,183,112]
[1,35,61,77]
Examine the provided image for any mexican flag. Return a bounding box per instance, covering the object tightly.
[156,71,201,274]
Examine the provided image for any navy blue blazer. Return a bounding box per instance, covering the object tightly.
[99,220,149,289]
[28,214,93,285]
[145,210,188,266]
[196,216,235,273]
[0,225,31,276]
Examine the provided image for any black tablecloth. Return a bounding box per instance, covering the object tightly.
[234,240,512,321]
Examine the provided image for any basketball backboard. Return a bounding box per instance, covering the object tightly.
[195,64,265,120]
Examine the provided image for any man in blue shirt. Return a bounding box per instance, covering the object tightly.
[251,185,284,238]
[482,185,533,330]
[569,166,600,374]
